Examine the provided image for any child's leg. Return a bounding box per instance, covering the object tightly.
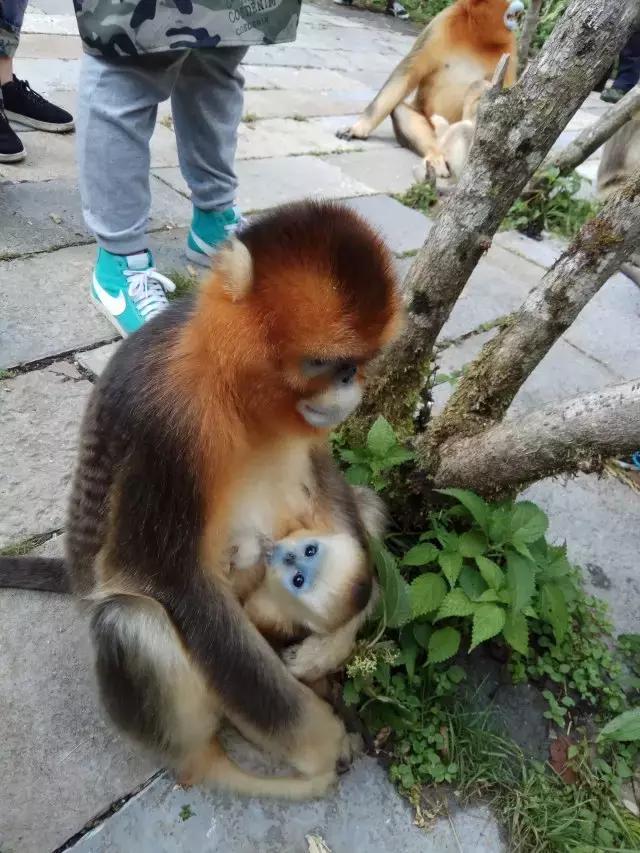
[170,47,248,265]
[76,53,186,335]
[612,28,640,94]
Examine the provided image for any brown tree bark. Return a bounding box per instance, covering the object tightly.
[432,380,640,495]
[518,0,543,71]
[428,168,640,446]
[547,84,640,175]
[351,0,640,440]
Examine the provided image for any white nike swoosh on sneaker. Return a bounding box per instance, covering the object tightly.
[189,229,215,257]
[93,274,127,316]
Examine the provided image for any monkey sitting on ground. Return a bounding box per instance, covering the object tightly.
[597,115,640,285]
[336,0,523,177]
[0,200,402,800]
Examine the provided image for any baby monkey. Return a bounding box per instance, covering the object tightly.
[232,483,386,689]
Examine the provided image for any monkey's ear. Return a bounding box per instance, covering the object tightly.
[214,238,254,302]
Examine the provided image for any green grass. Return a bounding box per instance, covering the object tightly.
[167,269,200,300]
[393,181,438,215]
[242,112,258,123]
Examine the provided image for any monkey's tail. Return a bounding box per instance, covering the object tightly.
[0,556,70,593]
[184,737,337,801]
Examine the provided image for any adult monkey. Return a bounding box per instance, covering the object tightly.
[337,0,524,177]
[0,200,402,798]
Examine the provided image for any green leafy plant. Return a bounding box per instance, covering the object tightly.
[533,0,570,50]
[341,478,639,850]
[502,167,599,240]
[337,416,413,492]
[394,181,439,216]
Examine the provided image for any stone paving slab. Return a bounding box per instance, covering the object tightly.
[508,338,623,417]
[243,88,376,119]
[153,157,376,213]
[494,230,565,270]
[236,116,388,160]
[565,272,640,380]
[242,65,361,92]
[15,31,82,59]
[0,243,116,369]
[525,473,640,636]
[440,256,541,341]
[0,582,156,853]
[0,176,191,259]
[323,147,418,195]
[68,755,504,853]
[431,336,622,419]
[75,342,121,378]
[342,194,431,255]
[0,363,92,548]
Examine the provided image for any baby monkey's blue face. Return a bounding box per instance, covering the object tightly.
[267,538,325,596]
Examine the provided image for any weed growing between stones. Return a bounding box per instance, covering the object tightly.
[336,417,640,851]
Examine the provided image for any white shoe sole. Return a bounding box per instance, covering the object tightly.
[185,245,214,267]
[0,149,26,162]
[5,110,75,133]
[90,292,128,338]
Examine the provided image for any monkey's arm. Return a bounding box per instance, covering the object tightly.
[282,583,379,682]
[337,25,439,140]
[281,618,362,682]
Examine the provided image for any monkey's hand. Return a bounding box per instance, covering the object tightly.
[229,533,274,571]
[336,119,371,141]
[282,624,358,682]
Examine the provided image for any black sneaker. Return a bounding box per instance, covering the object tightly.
[1,75,74,133]
[0,104,25,163]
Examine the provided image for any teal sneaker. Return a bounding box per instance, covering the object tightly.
[186,206,246,266]
[91,249,176,337]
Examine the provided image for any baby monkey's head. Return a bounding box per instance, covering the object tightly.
[265,530,375,634]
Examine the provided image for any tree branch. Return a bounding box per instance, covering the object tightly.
[428,168,640,445]
[518,0,543,71]
[352,0,639,438]
[432,380,640,495]
[547,84,640,175]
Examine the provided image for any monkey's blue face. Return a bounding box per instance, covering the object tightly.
[267,538,325,595]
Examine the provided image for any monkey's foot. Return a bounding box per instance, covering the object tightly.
[336,731,364,775]
[424,153,450,179]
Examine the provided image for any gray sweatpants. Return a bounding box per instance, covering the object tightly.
[77,48,247,255]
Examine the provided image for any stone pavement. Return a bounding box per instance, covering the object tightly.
[1,2,638,851]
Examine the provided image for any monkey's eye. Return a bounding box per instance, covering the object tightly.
[302,358,331,377]
[292,572,306,589]
[304,543,318,558]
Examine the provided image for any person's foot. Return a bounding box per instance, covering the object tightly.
[0,103,25,162]
[91,249,176,337]
[333,0,353,6]
[186,206,246,267]
[385,1,409,18]
[601,87,626,104]
[1,75,74,132]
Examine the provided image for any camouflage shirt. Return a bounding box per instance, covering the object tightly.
[75,0,301,57]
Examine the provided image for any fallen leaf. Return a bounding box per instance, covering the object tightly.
[306,834,333,853]
[549,735,577,784]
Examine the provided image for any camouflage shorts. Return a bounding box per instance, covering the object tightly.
[0,0,28,57]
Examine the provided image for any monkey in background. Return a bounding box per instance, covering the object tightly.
[0,200,402,799]
[597,115,640,285]
[337,0,523,177]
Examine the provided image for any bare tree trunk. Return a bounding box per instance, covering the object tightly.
[431,380,640,495]
[547,84,640,175]
[518,0,543,71]
[429,168,640,445]
[351,0,640,439]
